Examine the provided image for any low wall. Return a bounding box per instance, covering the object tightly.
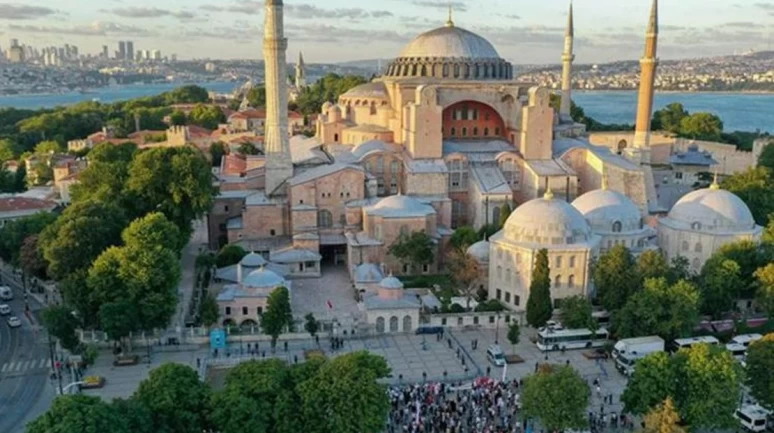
[427,311,525,329]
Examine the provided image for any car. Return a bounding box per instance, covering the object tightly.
[486,344,506,367]
[7,316,21,328]
[0,304,10,315]
[0,286,12,301]
[415,326,444,335]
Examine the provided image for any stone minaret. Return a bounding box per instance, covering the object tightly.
[295,51,306,89]
[633,0,659,153]
[263,0,292,195]
[559,1,574,123]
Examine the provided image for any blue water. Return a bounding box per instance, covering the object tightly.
[0,84,771,133]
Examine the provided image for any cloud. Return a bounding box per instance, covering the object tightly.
[753,2,774,11]
[285,5,392,20]
[412,1,467,12]
[0,4,59,20]
[200,1,261,15]
[9,21,156,37]
[721,21,766,29]
[107,7,195,19]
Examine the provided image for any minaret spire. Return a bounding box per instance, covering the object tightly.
[559,1,575,123]
[446,3,454,27]
[295,51,306,89]
[633,0,659,151]
[263,0,293,195]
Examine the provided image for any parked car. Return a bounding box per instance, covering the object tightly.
[0,304,10,315]
[0,286,13,301]
[7,316,21,328]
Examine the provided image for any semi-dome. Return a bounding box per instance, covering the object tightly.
[380,275,405,290]
[666,185,756,232]
[240,252,267,267]
[572,188,643,234]
[399,25,500,60]
[367,194,436,218]
[504,190,592,245]
[341,82,388,99]
[242,267,285,289]
[467,240,490,262]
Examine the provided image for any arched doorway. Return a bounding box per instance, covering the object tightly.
[442,101,506,140]
[617,140,628,154]
[389,316,399,332]
[402,315,413,332]
[376,317,385,333]
[240,319,258,331]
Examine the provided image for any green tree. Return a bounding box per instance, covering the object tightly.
[755,264,774,318]
[614,278,700,341]
[669,256,693,283]
[0,211,57,265]
[19,234,47,279]
[521,365,590,431]
[199,294,219,327]
[388,230,434,273]
[209,141,226,167]
[169,110,187,126]
[526,249,553,327]
[498,203,512,228]
[593,245,639,311]
[449,225,479,251]
[637,250,671,282]
[709,240,771,297]
[246,86,267,108]
[71,142,137,205]
[99,301,138,351]
[722,166,774,225]
[0,139,19,162]
[304,313,319,338]
[188,104,225,130]
[507,322,520,353]
[559,295,595,330]
[448,249,482,309]
[763,215,774,244]
[622,351,676,415]
[41,305,80,351]
[34,139,63,155]
[164,85,210,104]
[122,211,183,253]
[679,112,724,141]
[39,199,128,279]
[642,398,687,433]
[27,395,129,433]
[298,352,390,433]
[133,363,211,433]
[238,142,261,156]
[211,387,270,433]
[261,286,293,349]
[216,244,248,268]
[745,333,774,410]
[699,258,742,318]
[111,398,154,433]
[652,103,689,134]
[758,142,774,171]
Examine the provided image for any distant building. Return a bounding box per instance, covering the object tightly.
[125,41,134,61]
[118,41,126,60]
[0,196,57,226]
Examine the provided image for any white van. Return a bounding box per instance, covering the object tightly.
[0,286,12,301]
[735,404,771,432]
[486,345,506,367]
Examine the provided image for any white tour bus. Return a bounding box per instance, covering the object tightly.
[536,327,610,351]
[729,333,763,348]
[670,336,720,352]
[726,343,748,361]
[735,404,771,433]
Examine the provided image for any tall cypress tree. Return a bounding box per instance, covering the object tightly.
[527,249,553,327]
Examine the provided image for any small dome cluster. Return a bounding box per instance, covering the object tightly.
[503,190,592,245]
[665,185,756,232]
[572,188,643,234]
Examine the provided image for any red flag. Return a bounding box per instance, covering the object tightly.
[326,300,333,309]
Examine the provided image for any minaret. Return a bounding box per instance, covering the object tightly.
[559,1,574,123]
[263,0,293,195]
[295,51,306,89]
[633,0,659,153]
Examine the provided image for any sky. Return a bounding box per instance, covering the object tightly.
[2,0,774,65]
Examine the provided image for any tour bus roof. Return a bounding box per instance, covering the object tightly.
[730,333,763,344]
[673,336,719,345]
[538,327,608,337]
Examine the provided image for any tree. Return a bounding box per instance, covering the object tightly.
[699,258,742,318]
[498,203,512,228]
[71,142,137,205]
[447,249,481,309]
[622,351,677,416]
[169,110,187,126]
[209,141,226,167]
[668,256,693,283]
[238,142,261,156]
[613,278,700,341]
[304,313,319,338]
[745,333,774,410]
[199,294,219,327]
[99,301,138,351]
[507,322,520,353]
[164,85,210,104]
[709,240,771,297]
[111,398,154,433]
[679,112,724,141]
[388,230,434,273]
[722,167,774,225]
[652,103,689,134]
[449,225,479,251]
[637,250,670,282]
[216,244,248,268]
[34,139,63,154]
[593,245,639,311]
[526,249,553,327]
[521,365,590,431]
[19,234,47,279]
[298,352,390,433]
[763,215,774,244]
[122,211,183,253]
[755,264,774,318]
[41,305,80,351]
[188,104,224,130]
[39,199,128,280]
[27,395,129,433]
[246,86,267,108]
[758,142,774,171]
[211,387,270,433]
[0,211,57,266]
[261,287,293,349]
[559,295,595,330]
[0,139,19,162]
[642,398,686,433]
[133,363,211,433]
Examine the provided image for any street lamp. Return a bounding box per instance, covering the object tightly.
[494,313,501,344]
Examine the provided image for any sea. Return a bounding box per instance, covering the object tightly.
[0,82,771,133]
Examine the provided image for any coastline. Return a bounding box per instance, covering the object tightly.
[574,89,774,95]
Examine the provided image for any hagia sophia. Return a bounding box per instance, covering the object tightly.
[209,0,764,324]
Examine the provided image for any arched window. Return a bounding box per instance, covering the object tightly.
[333,133,339,142]
[473,127,479,136]
[443,64,449,77]
[420,65,427,76]
[454,64,460,78]
[484,127,489,136]
[400,225,409,237]
[475,64,480,78]
[317,210,333,228]
[692,258,700,270]
[569,256,576,267]
[691,221,702,230]
[494,127,500,136]
[682,240,689,252]
[450,127,456,136]
[391,161,400,174]
[462,127,467,137]
[370,102,376,115]
[612,221,622,233]
[568,275,575,288]
[555,275,562,287]
[505,269,511,282]
[694,242,703,253]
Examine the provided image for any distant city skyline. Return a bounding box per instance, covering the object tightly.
[2,0,773,64]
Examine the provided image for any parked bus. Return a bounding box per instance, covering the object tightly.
[670,336,720,352]
[536,328,610,351]
[612,336,665,376]
[592,310,611,327]
[729,333,763,348]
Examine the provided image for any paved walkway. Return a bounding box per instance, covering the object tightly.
[173,218,208,330]
[290,265,359,320]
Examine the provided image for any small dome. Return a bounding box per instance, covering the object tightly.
[321,101,333,112]
[399,25,501,60]
[380,275,404,290]
[242,267,285,289]
[572,189,643,234]
[504,191,592,245]
[467,240,490,262]
[342,82,388,99]
[666,187,756,232]
[367,194,436,218]
[240,252,267,267]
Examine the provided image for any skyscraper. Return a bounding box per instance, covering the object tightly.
[102,45,108,58]
[126,41,134,61]
[118,41,126,60]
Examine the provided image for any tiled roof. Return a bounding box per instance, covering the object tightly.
[0,197,57,213]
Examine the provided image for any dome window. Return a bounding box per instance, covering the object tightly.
[612,221,622,233]
[694,242,703,253]
[691,221,702,230]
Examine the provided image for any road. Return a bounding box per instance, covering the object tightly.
[173,218,208,330]
[0,270,51,433]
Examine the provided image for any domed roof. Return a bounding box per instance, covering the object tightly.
[240,252,267,267]
[242,267,285,289]
[342,82,388,99]
[379,275,404,290]
[666,185,756,232]
[367,194,436,218]
[572,188,643,234]
[399,25,501,60]
[503,190,592,245]
[467,240,490,262]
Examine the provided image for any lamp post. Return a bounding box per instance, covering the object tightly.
[494,313,501,344]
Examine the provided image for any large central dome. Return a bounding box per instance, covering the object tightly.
[399,26,501,60]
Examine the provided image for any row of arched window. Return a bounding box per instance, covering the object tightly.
[447,126,500,137]
[385,61,513,80]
